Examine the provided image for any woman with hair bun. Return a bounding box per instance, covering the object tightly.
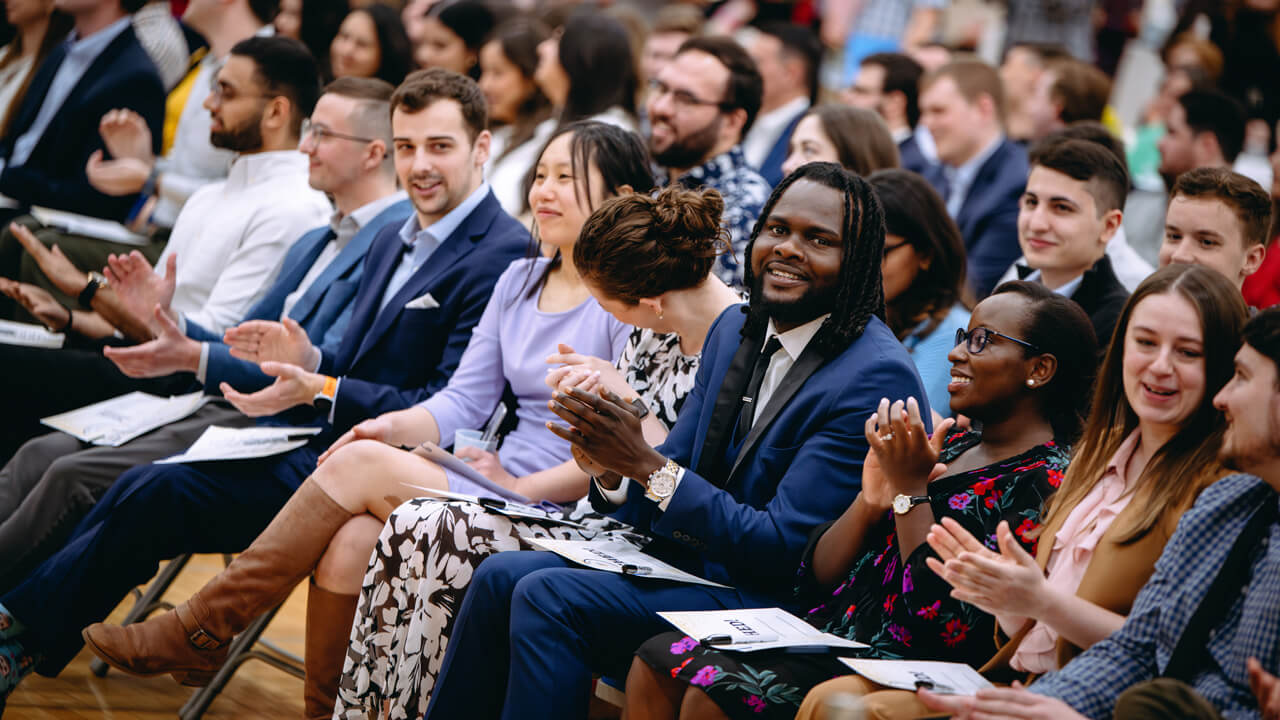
[332,184,742,718]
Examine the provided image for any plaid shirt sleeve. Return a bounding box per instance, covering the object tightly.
[1030,474,1273,718]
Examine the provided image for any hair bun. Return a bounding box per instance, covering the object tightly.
[650,186,725,255]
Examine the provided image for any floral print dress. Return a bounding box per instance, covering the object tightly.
[332,328,698,720]
[635,431,1069,720]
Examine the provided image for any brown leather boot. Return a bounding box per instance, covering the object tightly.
[303,580,358,719]
[82,479,353,681]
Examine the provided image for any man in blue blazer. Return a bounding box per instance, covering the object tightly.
[919,59,1028,299]
[0,78,410,596]
[0,0,164,223]
[425,163,929,720]
[0,70,528,691]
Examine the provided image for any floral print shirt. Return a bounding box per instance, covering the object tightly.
[797,430,1069,666]
[659,145,771,290]
[618,327,699,431]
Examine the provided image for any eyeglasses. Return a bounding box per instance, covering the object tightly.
[300,118,376,145]
[648,78,729,112]
[208,81,268,105]
[882,240,910,260]
[955,327,1041,355]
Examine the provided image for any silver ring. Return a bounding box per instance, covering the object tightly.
[881,432,894,441]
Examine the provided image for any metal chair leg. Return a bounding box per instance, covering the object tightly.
[179,600,304,720]
[90,553,193,678]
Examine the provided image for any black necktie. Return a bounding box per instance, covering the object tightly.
[737,336,782,440]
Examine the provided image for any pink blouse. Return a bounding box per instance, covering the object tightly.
[1007,430,1140,674]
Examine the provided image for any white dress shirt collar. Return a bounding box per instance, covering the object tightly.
[764,313,830,362]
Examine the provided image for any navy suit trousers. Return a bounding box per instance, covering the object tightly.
[1,446,317,675]
[425,550,770,720]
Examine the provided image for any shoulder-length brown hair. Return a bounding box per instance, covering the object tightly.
[1044,264,1246,544]
[808,104,899,177]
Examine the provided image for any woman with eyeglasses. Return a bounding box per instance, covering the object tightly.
[794,264,1247,720]
[626,281,1098,720]
[871,169,972,419]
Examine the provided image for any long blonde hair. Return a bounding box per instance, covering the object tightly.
[1043,265,1246,543]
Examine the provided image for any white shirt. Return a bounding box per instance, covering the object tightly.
[598,313,830,510]
[741,96,810,170]
[164,150,331,333]
[1021,268,1086,299]
[486,119,554,215]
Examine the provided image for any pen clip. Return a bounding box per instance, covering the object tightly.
[477,497,508,511]
[620,563,651,576]
[700,634,732,646]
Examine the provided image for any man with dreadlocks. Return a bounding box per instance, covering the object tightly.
[422,162,930,720]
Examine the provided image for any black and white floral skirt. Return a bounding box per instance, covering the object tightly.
[333,497,644,720]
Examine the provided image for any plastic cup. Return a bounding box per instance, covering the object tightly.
[454,429,497,456]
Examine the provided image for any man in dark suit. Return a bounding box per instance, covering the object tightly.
[742,22,820,186]
[0,77,410,596]
[0,0,164,223]
[0,70,528,697]
[844,52,937,178]
[1014,138,1129,346]
[919,59,1029,298]
[424,163,929,720]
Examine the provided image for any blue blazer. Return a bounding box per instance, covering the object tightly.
[186,199,413,394]
[948,138,1028,298]
[757,111,805,187]
[898,133,934,178]
[0,26,165,221]
[593,306,928,597]
[323,190,529,435]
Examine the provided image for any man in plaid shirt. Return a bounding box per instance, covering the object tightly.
[924,306,1280,719]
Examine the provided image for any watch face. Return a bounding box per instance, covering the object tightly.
[892,494,910,514]
[649,472,676,498]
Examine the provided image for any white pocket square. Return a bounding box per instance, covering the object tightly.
[404,292,439,310]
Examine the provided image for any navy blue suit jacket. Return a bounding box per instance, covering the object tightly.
[946,138,1028,298]
[0,26,165,221]
[757,111,805,187]
[186,199,412,394]
[321,190,529,436]
[593,306,928,596]
[898,133,934,178]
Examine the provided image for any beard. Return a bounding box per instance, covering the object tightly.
[651,114,721,170]
[751,269,841,328]
[210,108,266,153]
[1219,419,1280,473]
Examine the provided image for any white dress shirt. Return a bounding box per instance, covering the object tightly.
[598,313,830,511]
[741,96,810,170]
[164,150,331,333]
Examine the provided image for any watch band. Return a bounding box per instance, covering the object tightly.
[78,272,107,308]
[312,375,338,412]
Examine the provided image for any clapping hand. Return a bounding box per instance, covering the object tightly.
[546,386,664,482]
[1249,658,1280,720]
[0,278,69,331]
[545,343,635,401]
[105,250,176,333]
[926,517,1047,622]
[864,396,953,504]
[103,305,201,377]
[99,109,155,162]
[918,682,1088,719]
[225,318,318,368]
[9,223,86,296]
[220,361,324,417]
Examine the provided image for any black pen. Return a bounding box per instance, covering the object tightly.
[620,563,652,576]
[700,634,733,645]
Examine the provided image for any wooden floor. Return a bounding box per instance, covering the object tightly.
[7,554,307,719]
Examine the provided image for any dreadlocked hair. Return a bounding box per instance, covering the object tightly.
[741,162,887,356]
